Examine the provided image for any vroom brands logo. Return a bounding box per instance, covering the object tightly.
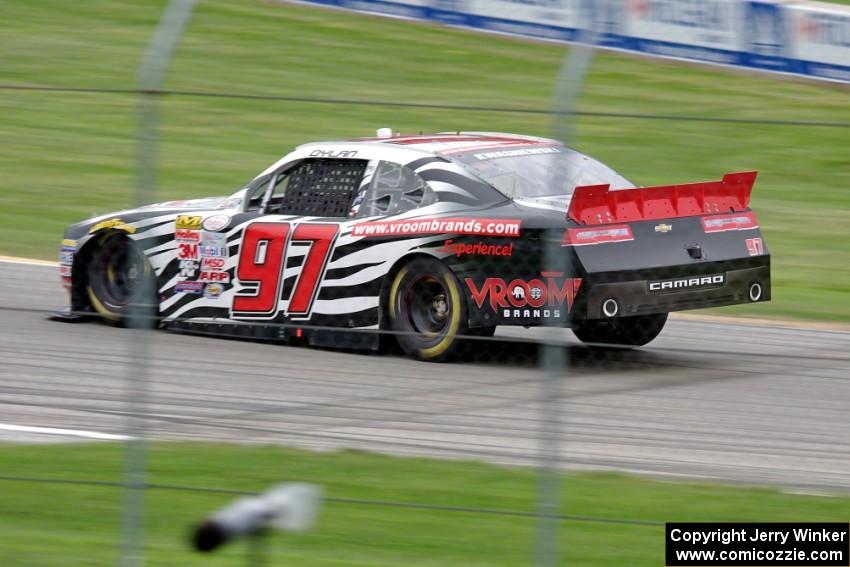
[648,274,725,293]
[466,272,582,319]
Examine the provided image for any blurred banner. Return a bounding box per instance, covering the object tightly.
[295,0,850,84]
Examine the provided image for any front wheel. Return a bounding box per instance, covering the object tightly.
[86,233,156,324]
[388,258,468,362]
[572,313,668,347]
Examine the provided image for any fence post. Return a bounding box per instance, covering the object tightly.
[119,2,196,567]
[535,27,597,567]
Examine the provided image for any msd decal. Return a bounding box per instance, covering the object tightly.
[201,257,226,270]
[466,272,582,319]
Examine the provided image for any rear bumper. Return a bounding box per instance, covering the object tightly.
[580,261,770,320]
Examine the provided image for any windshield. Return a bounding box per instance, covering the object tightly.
[452,145,633,199]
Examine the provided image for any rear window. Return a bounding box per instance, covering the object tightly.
[452,145,633,199]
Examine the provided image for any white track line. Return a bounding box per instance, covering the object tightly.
[0,255,58,267]
[0,423,132,441]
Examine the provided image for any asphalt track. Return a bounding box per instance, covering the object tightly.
[2,260,849,491]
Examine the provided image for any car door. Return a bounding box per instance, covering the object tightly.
[228,157,371,323]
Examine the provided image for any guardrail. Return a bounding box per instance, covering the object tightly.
[295,0,850,84]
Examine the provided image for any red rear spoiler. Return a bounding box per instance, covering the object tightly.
[567,171,757,226]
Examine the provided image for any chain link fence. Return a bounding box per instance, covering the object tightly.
[1,1,849,566]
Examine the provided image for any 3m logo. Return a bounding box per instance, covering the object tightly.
[178,242,198,260]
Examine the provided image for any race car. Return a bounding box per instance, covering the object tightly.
[54,131,770,361]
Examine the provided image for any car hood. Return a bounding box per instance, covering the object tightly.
[136,195,242,211]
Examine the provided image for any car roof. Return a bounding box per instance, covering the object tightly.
[347,131,562,157]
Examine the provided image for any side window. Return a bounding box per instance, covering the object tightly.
[244,175,271,212]
[356,161,437,217]
[267,158,368,217]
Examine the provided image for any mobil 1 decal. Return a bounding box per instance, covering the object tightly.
[230,221,339,320]
[466,272,582,320]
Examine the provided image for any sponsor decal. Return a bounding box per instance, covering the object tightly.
[175,215,202,230]
[199,245,228,258]
[745,237,764,256]
[59,240,76,266]
[200,231,228,258]
[201,257,226,270]
[309,149,358,158]
[177,242,199,260]
[473,146,560,161]
[202,214,231,232]
[204,282,225,299]
[562,225,633,246]
[437,239,513,257]
[175,228,200,242]
[175,281,203,294]
[353,217,521,238]
[466,272,582,319]
[179,259,198,277]
[232,222,339,320]
[201,231,227,246]
[702,211,758,233]
[648,274,725,293]
[654,223,672,233]
[199,270,230,283]
[89,218,136,234]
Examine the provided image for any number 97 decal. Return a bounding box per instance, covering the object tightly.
[745,237,764,257]
[231,222,339,320]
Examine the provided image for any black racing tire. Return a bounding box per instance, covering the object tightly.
[85,232,156,324]
[388,257,468,362]
[572,313,668,347]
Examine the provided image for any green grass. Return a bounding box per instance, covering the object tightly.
[0,0,848,322]
[1,442,849,566]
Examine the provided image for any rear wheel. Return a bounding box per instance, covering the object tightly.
[388,258,468,362]
[572,313,667,347]
[86,233,156,323]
